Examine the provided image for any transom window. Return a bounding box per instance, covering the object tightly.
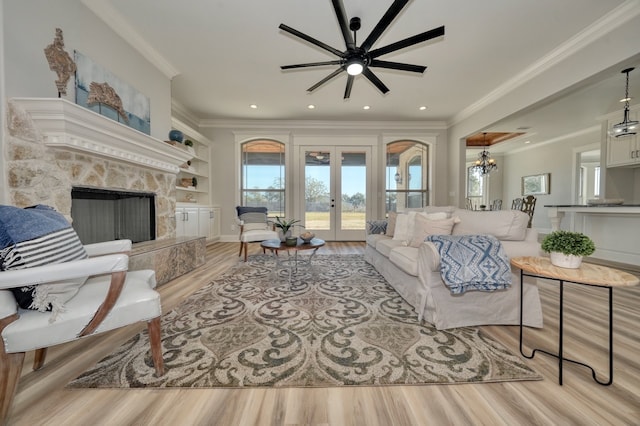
[386,140,429,213]
[241,140,285,216]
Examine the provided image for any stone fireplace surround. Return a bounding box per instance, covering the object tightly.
[5,98,206,284]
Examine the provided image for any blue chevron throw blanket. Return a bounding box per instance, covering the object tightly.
[426,234,512,294]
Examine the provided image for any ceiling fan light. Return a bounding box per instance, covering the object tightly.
[346,59,364,76]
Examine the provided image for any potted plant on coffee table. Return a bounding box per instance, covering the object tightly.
[273,216,301,244]
[541,230,595,268]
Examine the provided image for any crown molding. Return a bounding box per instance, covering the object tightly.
[505,125,601,156]
[81,0,180,79]
[199,118,447,131]
[450,0,640,128]
[11,98,192,173]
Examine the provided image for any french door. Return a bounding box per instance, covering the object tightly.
[299,146,371,241]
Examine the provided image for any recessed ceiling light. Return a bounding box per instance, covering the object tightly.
[419,106,427,110]
[363,105,370,110]
[307,104,315,109]
[250,104,258,109]
[524,140,531,144]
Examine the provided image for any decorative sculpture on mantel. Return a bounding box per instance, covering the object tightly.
[87,81,129,123]
[43,28,76,97]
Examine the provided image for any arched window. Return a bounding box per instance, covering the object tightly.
[386,141,429,213]
[241,140,285,216]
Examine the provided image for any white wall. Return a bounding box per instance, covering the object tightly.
[2,0,171,141]
[503,130,603,231]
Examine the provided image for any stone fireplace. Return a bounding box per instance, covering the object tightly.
[4,98,206,285]
[5,98,192,240]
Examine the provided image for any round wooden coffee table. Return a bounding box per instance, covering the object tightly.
[260,237,325,281]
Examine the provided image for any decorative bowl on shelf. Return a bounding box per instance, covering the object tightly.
[168,130,184,143]
[300,231,315,243]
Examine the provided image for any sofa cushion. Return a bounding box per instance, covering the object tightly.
[0,205,88,318]
[408,214,458,247]
[375,238,405,258]
[388,246,420,276]
[451,209,529,241]
[366,233,388,248]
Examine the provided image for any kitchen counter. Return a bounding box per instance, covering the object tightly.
[544,205,640,265]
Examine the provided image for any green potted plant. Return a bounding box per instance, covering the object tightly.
[541,230,595,268]
[273,216,301,243]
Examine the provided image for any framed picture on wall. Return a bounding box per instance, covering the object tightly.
[522,173,550,195]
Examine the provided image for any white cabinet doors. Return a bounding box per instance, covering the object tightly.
[176,207,199,237]
[198,208,213,240]
[176,206,220,242]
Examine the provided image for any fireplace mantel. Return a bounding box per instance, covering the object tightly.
[11,97,192,173]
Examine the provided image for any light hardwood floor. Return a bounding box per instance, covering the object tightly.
[8,242,640,425]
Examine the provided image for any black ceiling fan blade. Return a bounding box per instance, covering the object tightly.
[279,23,344,57]
[369,25,445,58]
[344,75,354,99]
[369,59,426,73]
[362,68,389,94]
[360,0,410,51]
[307,68,345,92]
[281,60,342,70]
[331,0,355,49]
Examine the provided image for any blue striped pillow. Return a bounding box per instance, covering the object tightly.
[0,205,88,317]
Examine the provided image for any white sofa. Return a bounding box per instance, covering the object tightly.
[365,207,544,330]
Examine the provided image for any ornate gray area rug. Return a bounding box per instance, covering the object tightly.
[68,254,541,388]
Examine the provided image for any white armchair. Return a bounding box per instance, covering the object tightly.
[236,206,278,262]
[0,239,164,423]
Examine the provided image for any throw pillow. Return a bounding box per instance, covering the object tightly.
[417,211,448,221]
[239,212,269,231]
[386,212,398,237]
[408,215,460,248]
[367,220,387,235]
[392,212,416,244]
[236,206,268,216]
[0,204,89,319]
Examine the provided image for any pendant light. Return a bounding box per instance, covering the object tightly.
[608,67,639,138]
[473,133,497,175]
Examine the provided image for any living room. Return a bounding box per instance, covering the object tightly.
[2,1,640,425]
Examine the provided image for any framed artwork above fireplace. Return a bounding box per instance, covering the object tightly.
[74,50,151,134]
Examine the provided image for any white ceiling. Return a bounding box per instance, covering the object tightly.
[88,0,639,148]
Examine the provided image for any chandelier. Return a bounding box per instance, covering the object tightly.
[473,133,497,175]
[608,67,638,138]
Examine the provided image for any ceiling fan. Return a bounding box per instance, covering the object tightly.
[279,0,445,99]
